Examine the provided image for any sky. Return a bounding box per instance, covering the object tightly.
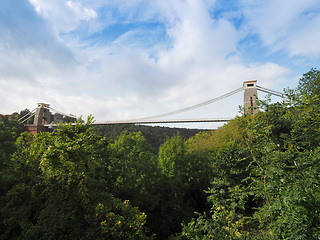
[1,0,320,129]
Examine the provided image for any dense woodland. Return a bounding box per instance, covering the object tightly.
[0,68,320,239]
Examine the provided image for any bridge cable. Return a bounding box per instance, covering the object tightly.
[20,112,36,123]
[100,86,244,124]
[18,108,36,122]
[45,107,77,119]
[256,85,284,98]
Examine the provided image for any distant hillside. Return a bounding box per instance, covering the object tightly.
[93,124,210,151]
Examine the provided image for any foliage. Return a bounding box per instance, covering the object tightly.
[0,113,25,139]
[107,131,163,237]
[94,124,205,152]
[0,118,17,171]
[186,119,243,153]
[0,118,19,235]
[0,117,149,239]
[174,68,320,239]
[296,68,320,104]
[93,200,147,240]
[157,135,213,239]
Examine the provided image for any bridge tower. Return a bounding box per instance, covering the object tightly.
[25,103,52,134]
[33,103,51,125]
[243,80,259,114]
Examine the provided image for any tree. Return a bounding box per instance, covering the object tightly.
[0,118,149,239]
[0,118,19,237]
[296,68,320,104]
[174,68,320,239]
[156,135,212,239]
[107,131,160,214]
[291,68,320,150]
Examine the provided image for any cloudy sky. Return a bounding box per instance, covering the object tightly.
[1,0,320,128]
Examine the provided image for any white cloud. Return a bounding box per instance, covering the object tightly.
[152,0,238,71]
[28,0,97,33]
[287,14,320,57]
[66,1,97,21]
[240,0,320,56]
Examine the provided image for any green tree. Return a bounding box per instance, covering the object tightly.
[296,68,320,104]
[0,118,148,239]
[174,68,320,239]
[292,68,320,150]
[0,117,19,237]
[157,135,213,239]
[107,132,159,212]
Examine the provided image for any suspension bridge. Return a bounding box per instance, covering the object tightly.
[21,81,284,134]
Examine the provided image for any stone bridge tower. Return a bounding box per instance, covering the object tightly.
[25,103,52,134]
[243,80,259,114]
[33,103,51,125]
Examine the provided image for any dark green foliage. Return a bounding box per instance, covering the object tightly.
[0,118,17,173]
[0,118,19,237]
[94,124,205,152]
[296,68,320,104]
[156,135,213,239]
[106,132,212,239]
[107,131,161,235]
[0,113,25,139]
[0,117,148,240]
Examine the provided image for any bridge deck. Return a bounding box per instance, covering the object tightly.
[93,118,232,125]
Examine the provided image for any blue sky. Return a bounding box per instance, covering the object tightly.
[1,0,320,128]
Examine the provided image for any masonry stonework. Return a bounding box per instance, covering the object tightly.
[243,80,259,114]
